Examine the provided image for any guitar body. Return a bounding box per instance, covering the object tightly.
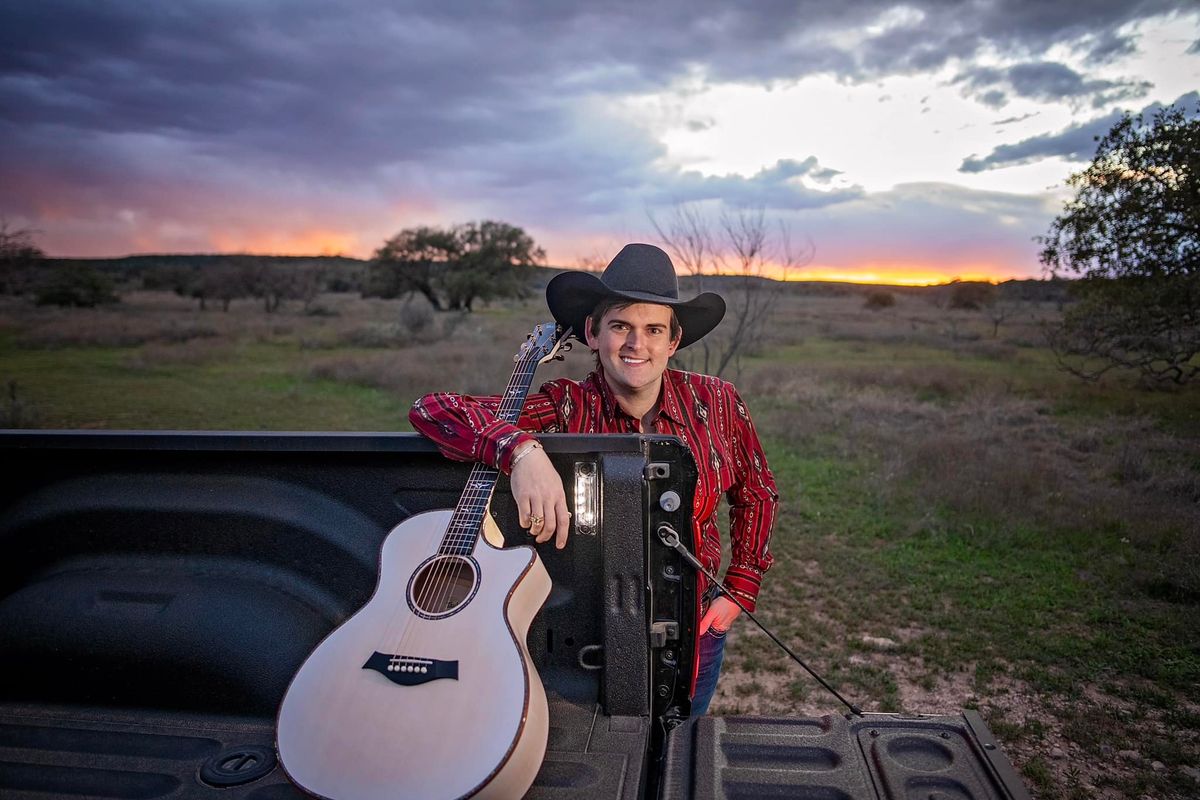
[277,509,552,800]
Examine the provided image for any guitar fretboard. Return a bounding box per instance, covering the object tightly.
[438,326,556,556]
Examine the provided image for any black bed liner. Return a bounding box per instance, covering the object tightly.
[0,431,1029,799]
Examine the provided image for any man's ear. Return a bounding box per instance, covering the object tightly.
[583,316,598,349]
[667,332,681,358]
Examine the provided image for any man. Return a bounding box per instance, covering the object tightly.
[410,243,779,715]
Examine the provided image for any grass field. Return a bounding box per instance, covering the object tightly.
[2,286,1198,798]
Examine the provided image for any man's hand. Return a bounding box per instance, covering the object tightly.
[510,445,570,549]
[699,595,742,636]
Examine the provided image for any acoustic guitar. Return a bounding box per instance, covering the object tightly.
[277,322,567,799]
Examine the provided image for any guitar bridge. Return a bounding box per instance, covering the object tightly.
[362,651,459,686]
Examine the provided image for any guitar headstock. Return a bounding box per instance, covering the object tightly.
[516,322,572,366]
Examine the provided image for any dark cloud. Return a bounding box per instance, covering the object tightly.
[0,0,1190,259]
[0,2,1181,152]
[1084,29,1138,64]
[980,90,1009,109]
[959,91,1200,173]
[956,61,1151,109]
[849,0,1179,79]
[993,112,1039,126]
[644,158,861,211]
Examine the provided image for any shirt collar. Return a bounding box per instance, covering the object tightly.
[591,367,685,425]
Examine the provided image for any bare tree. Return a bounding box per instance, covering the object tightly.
[650,203,717,290]
[985,298,1024,338]
[651,203,812,378]
[650,204,720,373]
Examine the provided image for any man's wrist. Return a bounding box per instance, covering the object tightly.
[509,440,543,470]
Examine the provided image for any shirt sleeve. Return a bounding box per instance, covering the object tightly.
[408,386,561,473]
[721,386,780,612]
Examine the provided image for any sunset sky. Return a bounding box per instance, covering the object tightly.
[1,2,1197,285]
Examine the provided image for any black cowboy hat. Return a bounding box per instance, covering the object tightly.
[546,243,725,349]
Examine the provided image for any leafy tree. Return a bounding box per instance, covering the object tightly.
[246,259,301,314]
[34,265,119,307]
[366,221,543,311]
[948,281,996,311]
[452,220,542,311]
[366,226,459,310]
[143,264,198,295]
[195,260,254,311]
[0,220,46,295]
[1039,101,1200,384]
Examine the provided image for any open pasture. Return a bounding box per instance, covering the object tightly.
[1,285,1197,798]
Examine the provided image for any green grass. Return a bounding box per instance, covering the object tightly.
[768,335,1200,430]
[754,433,1199,694]
[0,338,413,430]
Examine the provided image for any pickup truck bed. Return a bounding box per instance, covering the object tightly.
[0,431,1029,799]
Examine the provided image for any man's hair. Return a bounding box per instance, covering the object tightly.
[586,297,682,342]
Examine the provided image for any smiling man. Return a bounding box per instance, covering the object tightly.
[410,243,779,715]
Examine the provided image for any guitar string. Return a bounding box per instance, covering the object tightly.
[415,354,536,625]
[387,373,525,664]
[381,362,528,674]
[386,333,550,668]
[417,351,538,626]
[374,348,533,667]
[396,346,540,664]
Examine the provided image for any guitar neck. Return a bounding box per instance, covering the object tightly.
[438,326,556,556]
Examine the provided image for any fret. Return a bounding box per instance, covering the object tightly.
[436,323,562,555]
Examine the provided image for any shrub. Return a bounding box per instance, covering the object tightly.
[398,301,435,339]
[34,266,119,307]
[863,290,896,310]
[948,282,996,311]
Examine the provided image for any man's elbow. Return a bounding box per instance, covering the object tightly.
[408,393,440,433]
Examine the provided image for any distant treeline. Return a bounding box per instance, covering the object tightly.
[44,254,367,290]
[33,253,1072,308]
[681,272,1072,305]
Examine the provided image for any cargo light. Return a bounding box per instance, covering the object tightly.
[574,462,598,535]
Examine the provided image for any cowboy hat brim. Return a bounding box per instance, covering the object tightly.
[546,270,726,349]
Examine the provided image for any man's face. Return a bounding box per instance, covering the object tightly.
[585,303,681,398]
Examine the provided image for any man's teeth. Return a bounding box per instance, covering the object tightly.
[621,357,646,364]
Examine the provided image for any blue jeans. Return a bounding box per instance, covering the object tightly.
[691,625,727,716]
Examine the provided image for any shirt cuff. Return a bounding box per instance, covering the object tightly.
[498,431,540,474]
[723,564,763,613]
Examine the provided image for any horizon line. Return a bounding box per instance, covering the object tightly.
[40,251,1050,288]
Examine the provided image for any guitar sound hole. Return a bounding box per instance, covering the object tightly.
[409,556,479,617]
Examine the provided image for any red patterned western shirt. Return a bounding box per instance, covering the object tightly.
[410,367,778,611]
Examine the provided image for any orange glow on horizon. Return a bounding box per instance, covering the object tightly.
[211,228,362,257]
[755,261,1030,286]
